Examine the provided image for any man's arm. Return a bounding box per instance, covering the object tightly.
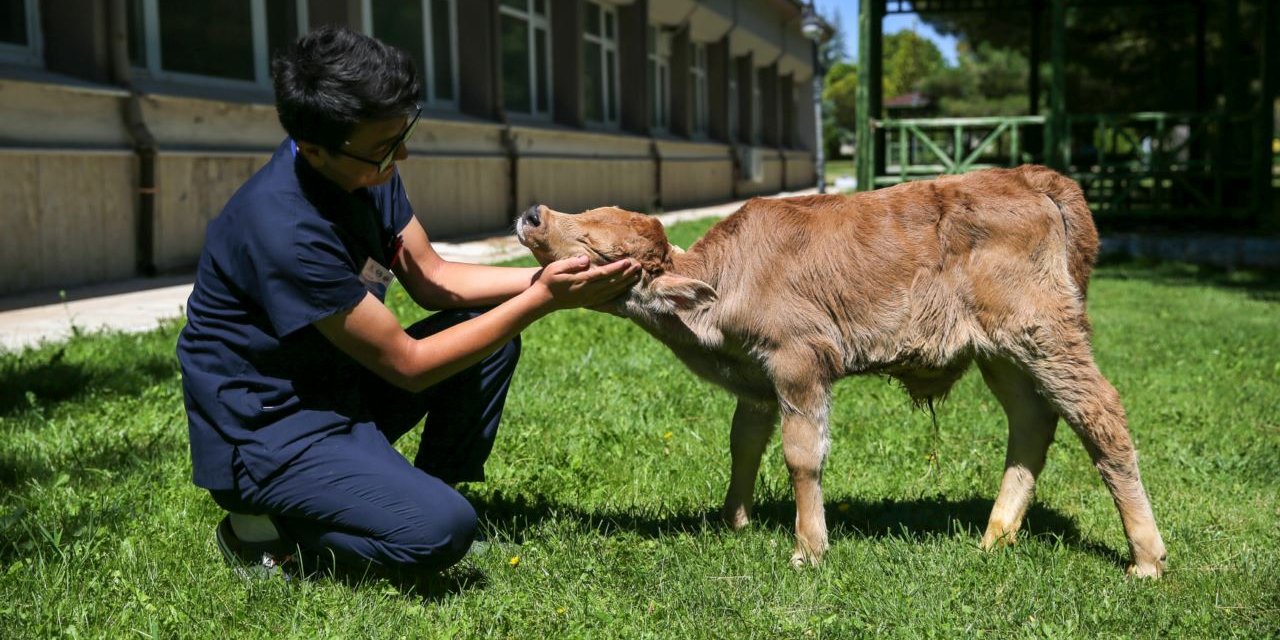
[393,216,539,310]
[316,255,638,392]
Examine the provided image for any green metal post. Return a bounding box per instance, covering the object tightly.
[1046,0,1067,169]
[857,0,881,191]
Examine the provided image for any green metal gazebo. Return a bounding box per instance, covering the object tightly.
[854,0,1278,229]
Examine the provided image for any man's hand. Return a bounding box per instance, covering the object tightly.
[531,256,641,310]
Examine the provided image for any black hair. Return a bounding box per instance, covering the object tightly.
[271,26,421,151]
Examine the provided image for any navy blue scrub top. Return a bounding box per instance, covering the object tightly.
[177,138,414,490]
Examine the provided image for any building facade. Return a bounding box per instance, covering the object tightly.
[0,0,818,296]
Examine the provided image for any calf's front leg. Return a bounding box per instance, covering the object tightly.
[722,398,779,529]
[770,359,834,566]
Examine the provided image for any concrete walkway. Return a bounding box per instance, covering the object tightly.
[0,191,815,353]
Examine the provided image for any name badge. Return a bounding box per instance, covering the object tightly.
[359,257,394,289]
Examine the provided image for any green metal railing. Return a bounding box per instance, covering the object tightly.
[872,115,1046,186]
[1063,110,1259,221]
[865,110,1266,224]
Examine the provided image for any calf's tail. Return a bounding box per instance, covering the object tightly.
[1017,165,1100,300]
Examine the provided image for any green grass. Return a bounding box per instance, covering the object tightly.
[2,219,1279,638]
[825,159,855,184]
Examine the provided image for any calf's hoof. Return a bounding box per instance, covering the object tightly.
[789,538,827,567]
[1126,555,1167,579]
[979,526,1018,551]
[721,505,751,531]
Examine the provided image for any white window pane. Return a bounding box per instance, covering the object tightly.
[606,49,617,122]
[158,0,255,80]
[584,40,602,121]
[372,0,425,83]
[535,27,548,113]
[502,12,532,113]
[126,0,146,65]
[1,0,28,45]
[585,3,600,37]
[430,0,454,102]
[266,0,302,62]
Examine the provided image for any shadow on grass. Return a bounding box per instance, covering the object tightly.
[0,342,179,419]
[297,559,490,602]
[472,492,1127,571]
[1095,256,1280,303]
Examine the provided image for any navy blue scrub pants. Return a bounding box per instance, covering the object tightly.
[209,309,520,573]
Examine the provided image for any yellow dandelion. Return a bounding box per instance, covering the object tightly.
[508,555,521,567]
[663,431,673,440]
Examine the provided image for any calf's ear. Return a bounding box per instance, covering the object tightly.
[641,274,717,313]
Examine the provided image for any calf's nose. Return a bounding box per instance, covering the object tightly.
[522,205,542,227]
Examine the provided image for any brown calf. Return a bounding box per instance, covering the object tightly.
[516,165,1167,577]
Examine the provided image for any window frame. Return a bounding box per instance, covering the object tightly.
[131,0,308,91]
[499,0,553,120]
[582,1,620,128]
[689,42,709,138]
[648,26,671,133]
[364,0,460,111]
[0,0,43,66]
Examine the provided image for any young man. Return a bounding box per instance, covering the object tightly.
[176,26,639,576]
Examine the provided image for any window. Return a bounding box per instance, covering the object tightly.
[751,68,763,145]
[689,42,708,137]
[500,0,552,118]
[648,26,671,132]
[727,67,738,142]
[0,0,41,65]
[129,0,307,88]
[583,1,619,126]
[369,0,458,108]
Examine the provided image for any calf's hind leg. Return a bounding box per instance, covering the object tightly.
[1021,330,1167,577]
[722,398,779,530]
[977,356,1059,549]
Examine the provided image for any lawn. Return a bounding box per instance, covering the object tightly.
[2,217,1278,638]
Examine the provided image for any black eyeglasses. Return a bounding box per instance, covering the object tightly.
[337,106,422,173]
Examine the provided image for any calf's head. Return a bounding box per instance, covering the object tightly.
[515,204,716,317]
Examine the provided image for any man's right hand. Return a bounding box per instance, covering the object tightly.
[532,256,641,310]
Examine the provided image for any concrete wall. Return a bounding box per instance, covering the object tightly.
[0,0,819,297]
[153,152,271,272]
[0,150,137,296]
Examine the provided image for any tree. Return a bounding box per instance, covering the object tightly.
[882,30,946,100]
[819,4,848,70]
[823,61,857,157]
[918,1,1271,113]
[920,41,1029,117]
